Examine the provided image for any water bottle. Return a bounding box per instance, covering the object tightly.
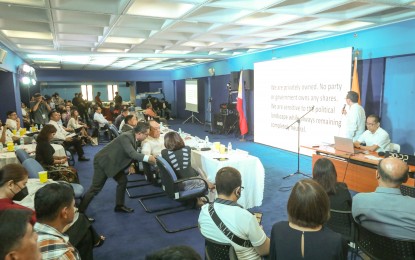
[178,128,182,134]
[205,136,209,147]
[227,142,232,153]
[39,124,43,130]
[20,137,25,146]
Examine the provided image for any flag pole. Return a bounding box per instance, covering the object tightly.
[240,134,246,142]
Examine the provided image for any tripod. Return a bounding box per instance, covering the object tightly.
[283,106,314,179]
[183,112,203,124]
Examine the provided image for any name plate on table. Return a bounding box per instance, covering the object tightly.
[384,152,415,166]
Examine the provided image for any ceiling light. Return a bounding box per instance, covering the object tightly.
[2,30,52,40]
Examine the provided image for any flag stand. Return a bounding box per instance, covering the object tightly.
[239,135,246,142]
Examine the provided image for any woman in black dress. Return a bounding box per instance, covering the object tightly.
[269,179,346,260]
[313,158,352,211]
[35,125,79,183]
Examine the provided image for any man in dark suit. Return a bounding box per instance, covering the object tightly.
[79,121,156,214]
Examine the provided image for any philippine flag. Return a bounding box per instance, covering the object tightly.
[236,70,248,136]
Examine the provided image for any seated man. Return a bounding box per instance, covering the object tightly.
[354,114,390,152]
[93,106,111,129]
[159,98,172,120]
[0,209,41,260]
[0,120,20,145]
[48,110,90,161]
[5,111,21,131]
[352,157,415,240]
[114,108,129,130]
[198,167,270,259]
[144,103,167,125]
[141,120,164,156]
[34,183,81,259]
[120,115,138,133]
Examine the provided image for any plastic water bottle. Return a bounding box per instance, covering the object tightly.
[20,137,25,146]
[178,128,182,134]
[205,136,209,147]
[227,142,232,153]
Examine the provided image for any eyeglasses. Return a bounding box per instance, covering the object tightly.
[366,122,377,126]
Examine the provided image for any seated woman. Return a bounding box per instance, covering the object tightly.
[313,158,352,211]
[67,109,96,145]
[0,164,105,260]
[161,131,214,205]
[35,124,79,183]
[269,179,346,260]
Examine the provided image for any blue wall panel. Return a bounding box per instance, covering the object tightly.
[382,54,415,154]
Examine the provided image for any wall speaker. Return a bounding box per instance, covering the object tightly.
[0,48,7,64]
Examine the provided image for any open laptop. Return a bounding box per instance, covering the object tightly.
[334,136,360,154]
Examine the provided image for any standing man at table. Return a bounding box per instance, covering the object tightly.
[78,122,156,214]
[343,91,365,141]
[353,114,390,152]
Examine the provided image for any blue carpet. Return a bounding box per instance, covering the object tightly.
[77,120,316,259]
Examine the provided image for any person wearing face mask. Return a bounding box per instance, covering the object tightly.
[0,164,34,224]
[0,164,105,260]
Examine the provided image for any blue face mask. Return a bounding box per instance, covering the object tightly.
[12,183,28,201]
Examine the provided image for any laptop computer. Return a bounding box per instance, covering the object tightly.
[334,136,360,154]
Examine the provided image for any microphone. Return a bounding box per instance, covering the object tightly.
[378,151,390,157]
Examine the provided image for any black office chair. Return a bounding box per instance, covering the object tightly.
[356,223,415,260]
[400,184,415,198]
[93,121,110,144]
[153,156,209,233]
[15,149,31,163]
[205,237,238,260]
[326,209,357,258]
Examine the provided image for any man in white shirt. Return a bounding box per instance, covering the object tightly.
[354,114,391,152]
[93,106,110,129]
[344,91,366,141]
[141,120,164,156]
[48,110,90,161]
[0,120,19,145]
[199,167,270,260]
[5,111,21,131]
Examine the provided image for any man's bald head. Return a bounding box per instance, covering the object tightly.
[149,120,160,138]
[377,157,409,187]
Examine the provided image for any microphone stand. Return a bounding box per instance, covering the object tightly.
[283,106,314,179]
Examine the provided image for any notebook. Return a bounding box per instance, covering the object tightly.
[334,136,359,154]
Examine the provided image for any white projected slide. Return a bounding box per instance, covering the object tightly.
[254,47,353,153]
[185,79,198,113]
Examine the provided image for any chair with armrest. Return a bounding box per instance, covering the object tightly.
[152,156,209,233]
[355,222,415,260]
[15,149,31,163]
[389,143,401,153]
[92,121,110,144]
[400,184,415,198]
[22,158,84,200]
[204,237,238,260]
[126,161,163,199]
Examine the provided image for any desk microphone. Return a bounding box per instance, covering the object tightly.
[378,151,390,157]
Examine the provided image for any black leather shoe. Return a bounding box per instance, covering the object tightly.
[114,205,134,213]
[79,156,90,161]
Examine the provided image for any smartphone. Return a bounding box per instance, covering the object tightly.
[254,212,263,224]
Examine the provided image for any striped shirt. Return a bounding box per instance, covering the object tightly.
[34,222,80,260]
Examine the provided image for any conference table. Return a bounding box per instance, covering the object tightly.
[0,143,66,168]
[305,145,415,192]
[186,137,265,209]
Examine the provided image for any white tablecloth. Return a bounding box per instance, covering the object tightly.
[0,143,66,168]
[191,149,265,209]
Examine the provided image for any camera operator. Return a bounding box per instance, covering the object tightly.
[30,93,52,128]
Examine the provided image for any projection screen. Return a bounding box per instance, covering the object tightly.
[185,79,198,113]
[254,47,353,153]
